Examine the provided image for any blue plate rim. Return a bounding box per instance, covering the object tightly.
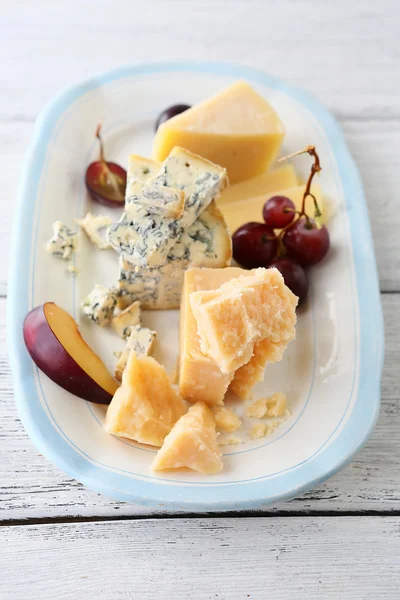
[7,61,384,511]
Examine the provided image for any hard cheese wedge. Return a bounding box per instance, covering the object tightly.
[180,267,286,405]
[221,182,323,234]
[190,268,298,374]
[217,164,297,207]
[105,352,186,446]
[152,402,223,474]
[179,267,244,406]
[153,81,285,183]
[230,338,287,400]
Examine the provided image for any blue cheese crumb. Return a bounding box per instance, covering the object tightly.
[115,325,156,380]
[76,213,112,250]
[46,221,78,260]
[82,285,118,327]
[111,301,141,339]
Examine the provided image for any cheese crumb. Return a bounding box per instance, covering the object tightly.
[76,213,112,250]
[247,392,287,419]
[213,407,241,433]
[218,435,243,446]
[250,423,268,440]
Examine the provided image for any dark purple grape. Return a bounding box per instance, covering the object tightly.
[282,217,330,266]
[263,195,296,229]
[155,104,191,131]
[268,257,309,305]
[232,222,278,269]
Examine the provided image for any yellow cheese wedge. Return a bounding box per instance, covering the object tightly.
[152,402,223,474]
[152,81,285,183]
[190,268,298,374]
[220,183,323,233]
[217,164,297,207]
[180,267,289,405]
[104,352,186,447]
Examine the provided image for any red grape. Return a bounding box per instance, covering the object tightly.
[283,217,330,266]
[85,161,127,207]
[232,222,278,268]
[263,195,296,229]
[155,104,191,132]
[268,257,309,305]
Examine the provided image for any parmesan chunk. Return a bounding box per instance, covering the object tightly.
[152,402,222,474]
[105,353,186,447]
[190,268,298,374]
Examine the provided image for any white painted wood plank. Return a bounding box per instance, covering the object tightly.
[1,120,399,294]
[0,0,399,120]
[1,294,398,519]
[1,517,399,599]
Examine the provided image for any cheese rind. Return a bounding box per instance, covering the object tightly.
[111,301,141,339]
[114,325,156,381]
[190,268,298,373]
[117,201,232,310]
[105,353,186,447]
[152,402,223,474]
[220,183,323,234]
[107,147,228,268]
[153,81,285,183]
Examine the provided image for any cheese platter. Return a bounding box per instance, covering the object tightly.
[7,62,383,510]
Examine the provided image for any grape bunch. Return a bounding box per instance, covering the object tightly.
[232,147,330,305]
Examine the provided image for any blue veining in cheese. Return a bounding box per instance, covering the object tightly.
[82,285,119,326]
[117,201,232,309]
[126,181,185,219]
[111,301,141,339]
[107,147,228,269]
[114,325,157,380]
[46,221,78,260]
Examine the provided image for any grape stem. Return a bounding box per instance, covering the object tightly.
[277,145,323,237]
[95,123,124,198]
[95,123,106,162]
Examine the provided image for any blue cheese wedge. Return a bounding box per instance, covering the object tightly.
[126,181,185,219]
[114,325,157,381]
[111,301,141,339]
[82,285,118,326]
[126,155,161,189]
[46,221,77,260]
[117,201,232,309]
[107,147,228,269]
[76,213,112,250]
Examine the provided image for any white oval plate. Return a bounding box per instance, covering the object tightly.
[8,62,384,511]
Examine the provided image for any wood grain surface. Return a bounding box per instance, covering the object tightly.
[1,0,399,597]
[2,517,400,599]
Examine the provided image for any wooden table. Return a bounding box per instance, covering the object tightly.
[1,1,399,597]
